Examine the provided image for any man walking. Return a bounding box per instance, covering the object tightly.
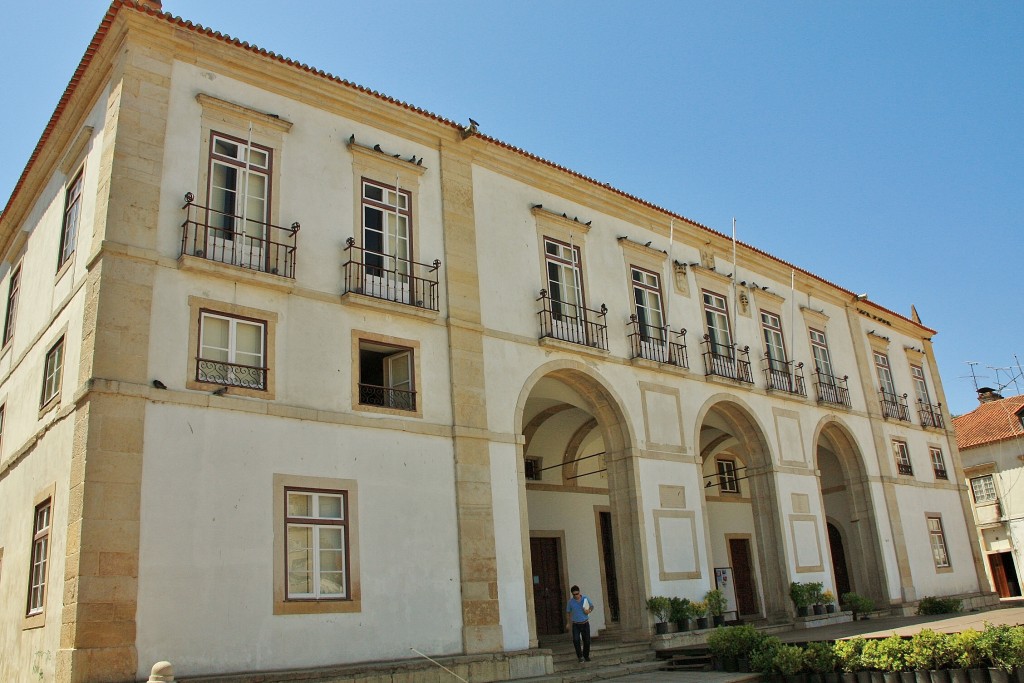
[566,585,594,663]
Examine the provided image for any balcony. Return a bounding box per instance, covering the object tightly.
[627,317,688,369]
[880,390,911,422]
[181,193,298,278]
[933,467,948,480]
[897,462,914,476]
[701,337,754,384]
[342,238,441,311]
[762,356,806,396]
[814,371,851,408]
[918,401,945,430]
[358,384,416,411]
[537,291,608,350]
[196,358,266,391]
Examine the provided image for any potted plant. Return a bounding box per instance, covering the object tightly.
[792,581,814,617]
[835,637,868,683]
[805,641,839,683]
[670,596,692,632]
[693,600,709,630]
[751,636,785,677]
[647,596,673,634]
[808,582,826,615]
[842,592,875,621]
[706,588,728,627]
[823,590,837,614]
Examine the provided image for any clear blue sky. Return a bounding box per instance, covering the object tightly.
[2,1,1021,415]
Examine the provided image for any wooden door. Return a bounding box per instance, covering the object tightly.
[530,537,564,635]
[990,553,1011,598]
[728,538,758,616]
[827,523,852,598]
[599,511,620,622]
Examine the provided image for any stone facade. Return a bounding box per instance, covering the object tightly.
[0,2,991,681]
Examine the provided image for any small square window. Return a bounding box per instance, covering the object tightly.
[40,337,64,408]
[970,474,996,504]
[524,457,542,481]
[358,340,415,412]
[197,311,267,391]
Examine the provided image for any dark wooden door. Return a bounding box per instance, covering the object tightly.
[988,552,1021,597]
[728,538,758,616]
[530,537,564,635]
[599,511,620,622]
[827,523,851,598]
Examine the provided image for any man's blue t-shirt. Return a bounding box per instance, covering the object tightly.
[566,595,593,623]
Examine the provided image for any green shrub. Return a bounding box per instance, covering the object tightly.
[773,644,807,676]
[979,624,1024,672]
[790,582,814,608]
[669,597,692,623]
[750,636,784,674]
[646,596,671,622]
[806,581,825,605]
[916,596,963,616]
[705,589,728,617]
[842,592,874,616]
[834,637,867,672]
[804,641,838,674]
[707,625,766,659]
[951,629,984,669]
[861,635,911,673]
[908,629,956,671]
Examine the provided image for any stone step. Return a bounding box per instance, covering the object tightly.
[514,659,665,683]
[551,643,656,673]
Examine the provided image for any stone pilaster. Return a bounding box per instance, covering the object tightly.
[57,30,171,683]
[439,139,503,652]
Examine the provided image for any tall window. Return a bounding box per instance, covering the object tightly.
[41,337,64,407]
[58,170,83,269]
[927,516,950,568]
[3,265,20,346]
[544,237,583,321]
[197,311,266,390]
[874,352,896,395]
[717,458,739,494]
[631,267,665,343]
[357,340,415,411]
[702,291,733,355]
[26,498,52,615]
[971,474,997,504]
[930,448,947,480]
[911,365,932,405]
[362,179,411,280]
[208,133,270,238]
[285,488,348,600]
[892,440,913,476]
[809,329,834,378]
[761,312,788,370]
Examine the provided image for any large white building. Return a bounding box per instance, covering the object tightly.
[0,2,991,681]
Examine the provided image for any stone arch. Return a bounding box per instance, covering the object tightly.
[694,395,791,621]
[514,359,650,642]
[812,416,887,606]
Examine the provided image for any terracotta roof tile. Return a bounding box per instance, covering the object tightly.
[953,394,1024,450]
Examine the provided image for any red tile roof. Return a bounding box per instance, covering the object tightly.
[0,0,935,335]
[953,394,1024,450]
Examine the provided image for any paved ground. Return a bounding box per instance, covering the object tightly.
[598,604,1024,683]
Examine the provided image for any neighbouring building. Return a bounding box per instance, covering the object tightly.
[954,388,1024,599]
[0,1,992,681]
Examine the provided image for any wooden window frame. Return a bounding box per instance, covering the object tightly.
[926,515,951,570]
[874,351,896,395]
[760,310,788,368]
[717,458,740,494]
[23,483,56,629]
[524,456,542,481]
[544,236,586,311]
[57,169,83,270]
[3,263,21,346]
[911,364,932,406]
[929,447,947,480]
[351,330,422,419]
[284,487,350,601]
[702,289,733,350]
[186,296,277,400]
[197,310,268,391]
[970,474,997,504]
[40,336,64,409]
[631,265,665,340]
[892,440,913,476]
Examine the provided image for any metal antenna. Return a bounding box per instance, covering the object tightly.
[963,361,982,392]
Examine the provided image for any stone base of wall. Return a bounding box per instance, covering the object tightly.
[892,590,1002,617]
[175,650,552,683]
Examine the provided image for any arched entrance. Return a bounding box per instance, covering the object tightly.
[697,398,790,622]
[815,420,887,606]
[515,363,647,644]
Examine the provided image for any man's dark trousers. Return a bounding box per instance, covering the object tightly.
[572,621,591,660]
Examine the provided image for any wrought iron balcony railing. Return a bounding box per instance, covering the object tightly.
[181,193,299,278]
[701,337,753,384]
[196,358,267,391]
[358,383,416,411]
[933,467,948,480]
[762,356,806,396]
[627,316,688,368]
[814,371,851,408]
[537,291,608,350]
[880,390,911,422]
[342,238,441,311]
[918,400,945,429]
[896,461,914,476]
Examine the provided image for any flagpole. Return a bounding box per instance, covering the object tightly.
[666,218,674,348]
[395,172,401,289]
[790,268,796,365]
[731,218,738,341]
[569,232,582,325]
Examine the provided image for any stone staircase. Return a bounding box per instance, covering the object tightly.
[516,630,662,683]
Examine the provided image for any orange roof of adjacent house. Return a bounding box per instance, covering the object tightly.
[953,394,1024,450]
